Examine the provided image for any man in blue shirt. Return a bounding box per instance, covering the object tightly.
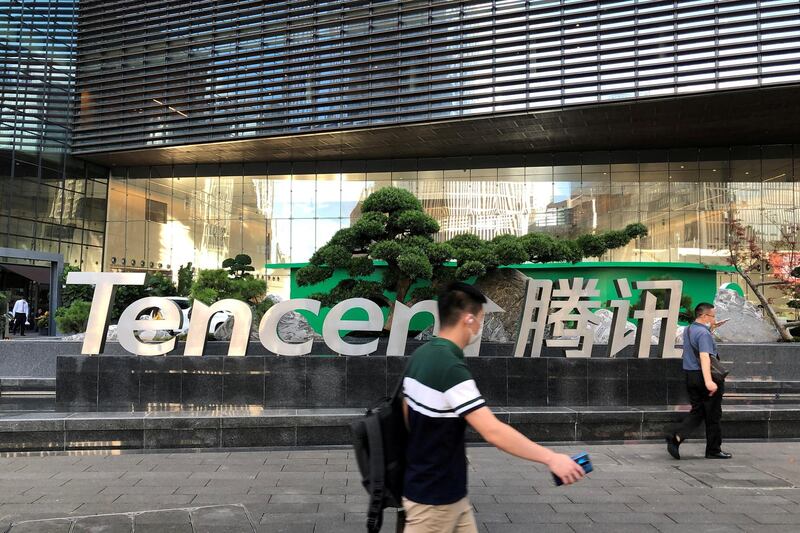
[666,303,732,460]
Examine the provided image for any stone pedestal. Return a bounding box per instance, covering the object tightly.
[56,354,688,412]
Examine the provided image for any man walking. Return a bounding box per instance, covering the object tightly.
[402,282,585,533]
[12,297,30,336]
[666,302,732,460]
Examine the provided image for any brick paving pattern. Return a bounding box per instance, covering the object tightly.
[0,442,799,532]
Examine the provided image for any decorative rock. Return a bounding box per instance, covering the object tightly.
[482,314,511,342]
[473,269,530,340]
[61,325,118,342]
[414,326,434,341]
[592,308,634,345]
[713,288,781,343]
[137,329,174,342]
[212,297,322,342]
[650,319,683,347]
[213,316,237,341]
[262,293,322,341]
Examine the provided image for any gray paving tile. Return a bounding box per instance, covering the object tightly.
[569,525,660,533]
[8,520,73,533]
[0,442,798,532]
[72,514,133,533]
[268,493,343,503]
[134,510,191,524]
[134,510,192,533]
[191,504,254,532]
[666,512,757,524]
[472,503,554,515]
[655,526,744,533]
[745,513,800,525]
[485,525,573,533]
[551,503,632,513]
[588,512,674,523]
[256,524,315,533]
[115,493,195,505]
[506,512,590,523]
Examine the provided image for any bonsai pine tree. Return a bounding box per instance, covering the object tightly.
[222,254,256,279]
[297,186,648,331]
[296,187,449,321]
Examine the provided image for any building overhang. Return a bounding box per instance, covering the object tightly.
[74,85,800,167]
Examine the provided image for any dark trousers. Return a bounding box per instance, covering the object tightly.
[674,370,724,454]
[13,313,27,336]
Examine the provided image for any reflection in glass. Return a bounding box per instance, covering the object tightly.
[101,146,799,314]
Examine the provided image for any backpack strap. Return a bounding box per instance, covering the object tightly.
[395,509,406,532]
[390,370,405,401]
[365,414,385,533]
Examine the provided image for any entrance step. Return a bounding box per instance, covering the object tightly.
[0,404,797,452]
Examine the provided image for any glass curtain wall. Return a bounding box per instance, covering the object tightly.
[107,146,798,310]
[1,0,107,270]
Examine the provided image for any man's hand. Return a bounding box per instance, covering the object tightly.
[706,380,719,396]
[547,453,585,486]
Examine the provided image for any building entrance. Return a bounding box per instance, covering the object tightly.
[0,249,63,337]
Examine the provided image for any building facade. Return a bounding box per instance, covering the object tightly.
[3,1,800,315]
[1,0,107,317]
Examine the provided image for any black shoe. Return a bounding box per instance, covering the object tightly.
[666,435,680,460]
[705,451,732,459]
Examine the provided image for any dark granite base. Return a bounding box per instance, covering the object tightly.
[0,404,797,452]
[57,355,704,411]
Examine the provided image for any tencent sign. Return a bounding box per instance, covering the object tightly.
[68,272,684,358]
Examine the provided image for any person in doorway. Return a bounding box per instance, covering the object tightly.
[401,282,585,533]
[12,297,30,336]
[666,302,732,460]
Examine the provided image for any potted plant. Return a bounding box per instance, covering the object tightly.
[35,311,49,336]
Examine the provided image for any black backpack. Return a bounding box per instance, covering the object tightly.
[350,373,408,533]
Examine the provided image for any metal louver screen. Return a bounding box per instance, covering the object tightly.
[74,0,800,154]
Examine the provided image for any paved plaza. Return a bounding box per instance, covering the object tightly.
[0,441,799,532]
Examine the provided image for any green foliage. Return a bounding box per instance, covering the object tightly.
[60,266,178,320]
[55,300,91,334]
[362,187,422,213]
[299,187,442,307]
[295,264,335,286]
[297,186,649,314]
[222,254,256,278]
[309,279,388,308]
[0,292,8,336]
[111,272,177,320]
[177,262,194,296]
[60,265,94,307]
[253,299,275,323]
[189,269,266,306]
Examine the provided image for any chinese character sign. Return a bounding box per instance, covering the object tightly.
[545,278,601,357]
[514,277,684,358]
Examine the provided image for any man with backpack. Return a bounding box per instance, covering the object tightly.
[400,282,585,532]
